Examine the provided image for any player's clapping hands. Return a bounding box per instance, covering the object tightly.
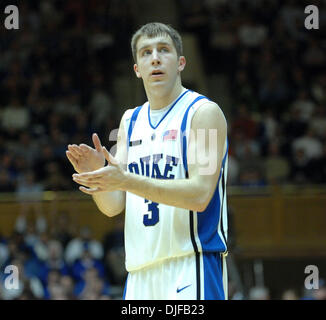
[66,133,106,174]
[72,145,125,195]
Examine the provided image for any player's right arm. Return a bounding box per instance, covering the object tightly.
[91,112,128,217]
[66,111,128,217]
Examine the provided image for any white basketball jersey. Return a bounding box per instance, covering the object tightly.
[124,89,228,272]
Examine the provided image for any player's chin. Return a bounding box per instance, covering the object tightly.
[149,78,166,85]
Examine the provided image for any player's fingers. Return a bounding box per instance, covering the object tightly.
[74,180,101,188]
[72,174,97,183]
[79,144,92,153]
[68,144,82,157]
[66,151,78,168]
[103,147,118,166]
[73,175,101,184]
[92,133,103,153]
[73,172,103,179]
[79,186,101,195]
[71,144,84,155]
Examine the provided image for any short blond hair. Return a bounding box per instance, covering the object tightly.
[131,22,183,62]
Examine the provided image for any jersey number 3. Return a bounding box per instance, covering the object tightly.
[143,199,159,226]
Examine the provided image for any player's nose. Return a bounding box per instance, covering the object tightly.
[151,49,161,65]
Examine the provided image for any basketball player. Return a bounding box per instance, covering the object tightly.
[66,22,228,300]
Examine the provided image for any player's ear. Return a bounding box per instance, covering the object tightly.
[134,64,142,78]
[178,56,186,73]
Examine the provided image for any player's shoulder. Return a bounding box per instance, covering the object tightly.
[190,91,226,121]
[122,108,135,122]
[122,102,148,122]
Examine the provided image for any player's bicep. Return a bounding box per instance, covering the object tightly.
[188,102,227,199]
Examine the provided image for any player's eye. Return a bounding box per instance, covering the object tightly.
[160,47,169,52]
[143,50,151,56]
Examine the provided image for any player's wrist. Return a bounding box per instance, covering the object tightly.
[119,170,132,191]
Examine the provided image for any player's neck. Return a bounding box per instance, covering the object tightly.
[146,82,184,110]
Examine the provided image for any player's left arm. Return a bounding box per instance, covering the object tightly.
[186,101,227,211]
[72,101,227,212]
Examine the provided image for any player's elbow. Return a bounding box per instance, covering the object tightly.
[193,198,209,212]
[192,187,212,212]
[98,205,124,218]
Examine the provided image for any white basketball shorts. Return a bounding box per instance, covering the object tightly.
[123,252,227,300]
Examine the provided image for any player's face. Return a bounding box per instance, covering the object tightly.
[133,35,186,89]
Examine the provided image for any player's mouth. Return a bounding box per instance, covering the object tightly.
[150,70,164,78]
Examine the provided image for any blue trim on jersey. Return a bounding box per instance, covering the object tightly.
[180,95,207,173]
[127,106,142,151]
[180,96,228,253]
[203,252,225,300]
[197,141,228,252]
[148,89,190,129]
[123,274,128,300]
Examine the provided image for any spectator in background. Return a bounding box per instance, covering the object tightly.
[0,240,9,269]
[1,98,30,139]
[239,167,266,187]
[71,249,105,283]
[8,132,40,167]
[238,141,266,187]
[232,131,261,160]
[60,275,75,300]
[237,16,267,48]
[291,90,316,122]
[281,288,299,300]
[307,143,326,184]
[248,286,270,300]
[44,270,67,300]
[311,74,326,104]
[302,38,326,75]
[292,127,323,163]
[310,104,326,140]
[49,212,74,250]
[264,142,290,185]
[102,215,126,286]
[301,279,326,300]
[54,92,82,119]
[43,162,71,191]
[69,111,93,146]
[74,267,110,300]
[0,170,16,192]
[232,71,257,108]
[33,145,58,182]
[208,21,238,75]
[282,107,308,158]
[0,256,45,299]
[15,171,44,216]
[89,87,113,131]
[231,104,258,140]
[279,0,305,40]
[258,70,290,110]
[289,148,310,184]
[258,109,278,154]
[64,226,103,266]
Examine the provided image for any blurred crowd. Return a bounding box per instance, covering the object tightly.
[0,213,126,300]
[178,0,326,186]
[229,281,326,300]
[0,0,325,194]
